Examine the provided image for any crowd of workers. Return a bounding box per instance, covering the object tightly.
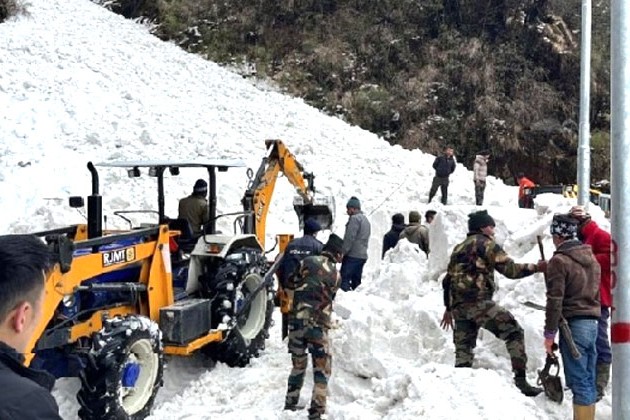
[0,160,612,420]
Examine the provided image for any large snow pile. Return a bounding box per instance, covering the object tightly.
[0,1,611,419]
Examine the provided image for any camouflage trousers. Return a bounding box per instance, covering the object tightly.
[451,300,527,373]
[285,320,331,419]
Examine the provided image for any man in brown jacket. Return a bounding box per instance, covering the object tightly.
[178,179,210,235]
[399,210,435,256]
[544,213,600,420]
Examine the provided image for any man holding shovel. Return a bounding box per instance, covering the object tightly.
[543,214,601,420]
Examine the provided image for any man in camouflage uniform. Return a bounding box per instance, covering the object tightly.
[284,233,343,420]
[440,210,545,396]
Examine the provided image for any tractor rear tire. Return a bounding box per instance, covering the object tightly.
[77,315,164,420]
[208,260,274,367]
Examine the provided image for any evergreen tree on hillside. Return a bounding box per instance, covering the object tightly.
[92,0,611,184]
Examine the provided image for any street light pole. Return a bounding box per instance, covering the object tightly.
[577,0,592,206]
[611,1,630,418]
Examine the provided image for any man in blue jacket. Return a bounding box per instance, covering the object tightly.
[0,234,62,419]
[428,146,456,205]
[277,218,324,288]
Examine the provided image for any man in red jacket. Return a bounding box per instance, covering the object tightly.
[570,205,612,401]
[516,173,535,208]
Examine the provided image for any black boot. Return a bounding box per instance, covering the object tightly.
[284,396,304,411]
[284,403,305,411]
[514,375,543,397]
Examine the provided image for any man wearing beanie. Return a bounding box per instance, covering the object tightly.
[545,213,600,419]
[400,210,436,256]
[441,210,545,397]
[341,196,371,291]
[569,205,612,401]
[284,233,343,419]
[382,213,405,258]
[178,179,210,235]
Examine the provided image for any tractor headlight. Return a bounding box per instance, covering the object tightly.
[62,294,76,308]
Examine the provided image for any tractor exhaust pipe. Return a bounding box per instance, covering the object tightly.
[86,162,103,239]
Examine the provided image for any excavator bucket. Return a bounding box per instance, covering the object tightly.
[293,194,335,231]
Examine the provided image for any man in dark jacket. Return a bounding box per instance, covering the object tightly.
[544,214,600,419]
[341,196,371,291]
[517,173,535,209]
[569,206,612,401]
[0,234,62,420]
[178,179,210,235]
[440,210,544,397]
[278,218,324,288]
[428,146,456,205]
[382,213,405,258]
[284,234,343,419]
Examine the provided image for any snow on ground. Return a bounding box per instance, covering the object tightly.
[0,1,612,419]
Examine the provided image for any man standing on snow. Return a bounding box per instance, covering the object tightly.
[440,210,544,397]
[516,173,535,209]
[399,210,436,257]
[428,146,456,205]
[382,213,405,258]
[473,150,490,205]
[277,219,325,338]
[569,205,612,401]
[340,196,371,291]
[178,179,210,235]
[284,234,343,420]
[0,235,62,419]
[544,214,600,419]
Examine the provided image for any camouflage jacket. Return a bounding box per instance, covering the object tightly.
[289,251,341,329]
[445,232,538,308]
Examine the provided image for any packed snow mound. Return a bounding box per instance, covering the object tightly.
[0,1,612,419]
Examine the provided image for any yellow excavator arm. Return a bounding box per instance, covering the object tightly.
[241,139,334,249]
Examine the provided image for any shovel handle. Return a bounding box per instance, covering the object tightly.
[536,235,546,262]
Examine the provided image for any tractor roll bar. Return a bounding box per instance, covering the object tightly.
[86,162,103,239]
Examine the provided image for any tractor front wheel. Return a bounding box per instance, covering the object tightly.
[207,258,274,367]
[77,315,164,420]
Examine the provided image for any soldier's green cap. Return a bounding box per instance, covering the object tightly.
[324,233,344,254]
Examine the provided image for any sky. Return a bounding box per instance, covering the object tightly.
[0,1,613,419]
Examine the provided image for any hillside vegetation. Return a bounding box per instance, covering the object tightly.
[35,1,620,183]
[0,0,27,21]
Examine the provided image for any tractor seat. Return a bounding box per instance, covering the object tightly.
[167,218,197,253]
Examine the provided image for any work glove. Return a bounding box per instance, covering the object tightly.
[440,310,454,331]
